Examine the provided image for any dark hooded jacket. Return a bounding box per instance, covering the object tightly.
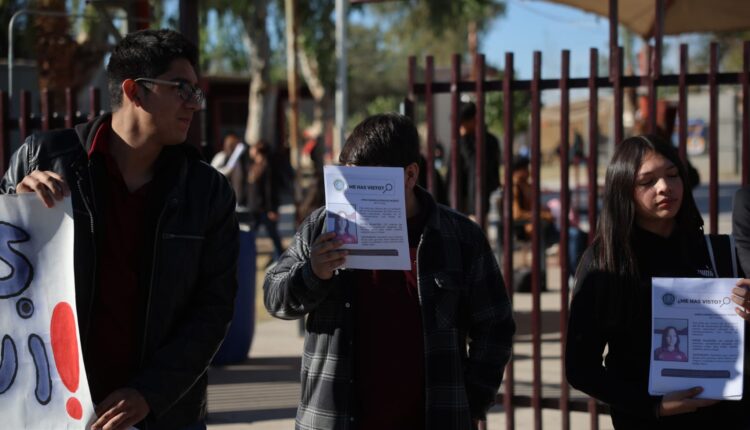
[0,114,239,429]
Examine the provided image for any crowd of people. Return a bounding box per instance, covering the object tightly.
[7,26,750,430]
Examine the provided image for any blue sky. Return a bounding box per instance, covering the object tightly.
[483,0,612,79]
[483,0,709,77]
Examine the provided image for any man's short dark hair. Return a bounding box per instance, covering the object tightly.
[459,102,476,123]
[511,155,530,173]
[106,29,199,108]
[339,113,420,167]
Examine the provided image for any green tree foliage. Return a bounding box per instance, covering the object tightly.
[690,31,750,73]
[369,0,506,64]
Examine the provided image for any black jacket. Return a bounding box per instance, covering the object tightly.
[0,115,239,429]
[566,227,749,429]
[733,186,750,275]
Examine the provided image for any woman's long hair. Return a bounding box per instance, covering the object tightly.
[590,134,703,281]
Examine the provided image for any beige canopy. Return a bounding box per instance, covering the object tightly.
[541,0,750,38]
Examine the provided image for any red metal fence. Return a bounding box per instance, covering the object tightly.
[405,7,750,430]
[0,88,104,170]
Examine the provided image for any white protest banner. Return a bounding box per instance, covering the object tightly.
[324,166,410,270]
[649,277,744,400]
[0,194,95,428]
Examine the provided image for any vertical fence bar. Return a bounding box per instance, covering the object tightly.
[609,0,618,80]
[65,88,76,129]
[653,0,663,77]
[647,44,657,134]
[502,51,516,430]
[406,56,416,120]
[0,91,9,170]
[450,54,461,210]
[587,48,599,246]
[678,44,688,164]
[425,55,436,195]
[530,50,543,430]
[88,87,101,122]
[650,0,664,136]
[19,90,31,142]
[41,89,53,132]
[475,54,487,229]
[587,48,600,430]
[559,49,571,430]
[742,41,749,186]
[614,47,624,145]
[709,43,719,234]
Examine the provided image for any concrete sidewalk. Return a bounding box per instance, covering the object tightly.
[206,315,614,430]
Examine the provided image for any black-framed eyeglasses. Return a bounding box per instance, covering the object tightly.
[134,78,205,104]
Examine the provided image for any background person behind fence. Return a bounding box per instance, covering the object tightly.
[211,132,250,215]
[566,134,750,429]
[448,101,501,219]
[247,140,284,262]
[264,113,515,430]
[511,155,560,248]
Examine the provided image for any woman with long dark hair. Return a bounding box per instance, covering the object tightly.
[566,134,750,429]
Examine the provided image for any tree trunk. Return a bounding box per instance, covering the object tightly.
[242,0,270,146]
[298,47,327,133]
[285,0,299,168]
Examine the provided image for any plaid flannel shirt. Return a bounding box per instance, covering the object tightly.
[264,187,514,430]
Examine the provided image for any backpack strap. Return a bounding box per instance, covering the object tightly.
[705,234,719,278]
[705,234,739,278]
[729,234,738,278]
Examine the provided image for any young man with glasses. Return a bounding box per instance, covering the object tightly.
[0,29,238,430]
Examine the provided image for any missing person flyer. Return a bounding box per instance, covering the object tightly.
[649,277,744,400]
[323,165,410,270]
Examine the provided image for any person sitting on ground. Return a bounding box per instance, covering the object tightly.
[264,113,515,430]
[511,155,560,248]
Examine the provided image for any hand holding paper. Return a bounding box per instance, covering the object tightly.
[732,279,750,321]
[16,170,70,208]
[658,386,719,417]
[92,388,149,430]
[310,232,347,280]
[650,277,745,400]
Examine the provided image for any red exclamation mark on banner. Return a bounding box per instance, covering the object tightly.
[50,302,82,420]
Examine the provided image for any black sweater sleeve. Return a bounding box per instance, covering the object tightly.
[732,187,750,276]
[565,251,663,420]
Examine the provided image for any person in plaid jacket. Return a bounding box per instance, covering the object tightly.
[264,113,514,430]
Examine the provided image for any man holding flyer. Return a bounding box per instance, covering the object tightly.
[264,113,514,430]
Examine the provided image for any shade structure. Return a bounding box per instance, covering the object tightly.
[541,0,750,38]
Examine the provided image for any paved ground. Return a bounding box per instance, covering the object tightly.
[205,193,736,430]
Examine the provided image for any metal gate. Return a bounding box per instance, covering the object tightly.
[404,1,749,429]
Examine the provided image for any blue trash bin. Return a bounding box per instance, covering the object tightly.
[212,229,256,365]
